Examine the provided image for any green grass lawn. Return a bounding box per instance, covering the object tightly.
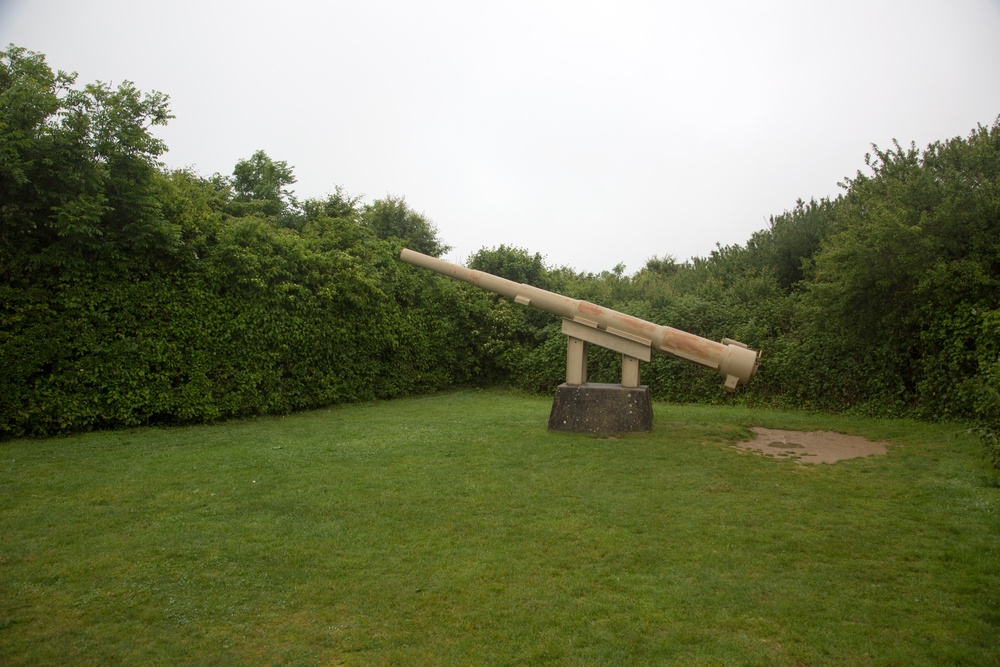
[2,390,998,665]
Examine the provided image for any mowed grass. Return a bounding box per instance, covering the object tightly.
[1,390,998,665]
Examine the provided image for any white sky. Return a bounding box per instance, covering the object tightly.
[3,0,999,274]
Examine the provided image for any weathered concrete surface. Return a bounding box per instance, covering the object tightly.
[548,383,653,433]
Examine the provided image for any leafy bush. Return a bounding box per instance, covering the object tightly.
[4,43,999,450]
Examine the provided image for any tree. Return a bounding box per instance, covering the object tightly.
[0,44,174,279]
[301,186,361,223]
[642,255,680,276]
[467,244,550,287]
[299,187,369,252]
[362,195,448,256]
[748,197,840,291]
[798,123,1000,417]
[229,150,298,221]
[467,244,554,359]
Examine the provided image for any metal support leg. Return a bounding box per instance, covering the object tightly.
[622,354,640,388]
[566,336,588,385]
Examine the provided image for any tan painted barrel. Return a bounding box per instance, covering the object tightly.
[399,248,760,390]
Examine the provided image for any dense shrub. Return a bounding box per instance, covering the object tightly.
[3,44,998,458]
[0,46,498,437]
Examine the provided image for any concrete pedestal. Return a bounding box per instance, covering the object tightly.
[547,383,653,434]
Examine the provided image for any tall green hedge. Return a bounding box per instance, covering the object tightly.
[3,44,998,453]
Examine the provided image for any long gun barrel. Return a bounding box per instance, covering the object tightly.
[400,248,760,391]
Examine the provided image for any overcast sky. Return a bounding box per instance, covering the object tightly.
[3,0,999,274]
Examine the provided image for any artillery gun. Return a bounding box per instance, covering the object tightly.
[400,248,760,433]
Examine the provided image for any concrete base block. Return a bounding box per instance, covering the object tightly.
[548,383,653,434]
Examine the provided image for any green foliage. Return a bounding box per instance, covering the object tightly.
[0,46,484,437]
[467,245,558,373]
[749,197,839,290]
[468,244,550,287]
[1,198,485,437]
[0,44,175,281]
[474,119,1000,445]
[971,426,1000,473]
[3,42,999,454]
[363,195,448,256]
[227,149,299,221]
[794,127,1000,424]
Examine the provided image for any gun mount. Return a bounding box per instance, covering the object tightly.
[399,248,760,432]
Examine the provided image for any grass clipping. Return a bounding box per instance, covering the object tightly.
[733,427,890,464]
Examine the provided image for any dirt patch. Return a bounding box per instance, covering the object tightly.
[733,427,890,464]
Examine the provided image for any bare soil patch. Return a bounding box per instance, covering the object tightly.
[734,427,890,464]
